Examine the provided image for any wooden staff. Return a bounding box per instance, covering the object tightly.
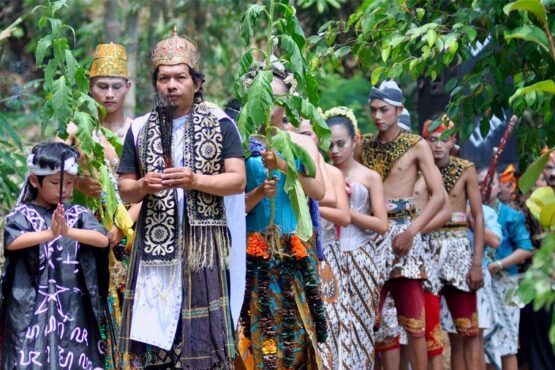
[480,115,517,203]
[59,150,66,204]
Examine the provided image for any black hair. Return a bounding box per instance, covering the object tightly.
[326,115,356,139]
[224,98,241,121]
[151,64,205,103]
[26,142,79,201]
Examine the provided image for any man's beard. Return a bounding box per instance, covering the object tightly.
[155,92,174,167]
[156,93,177,113]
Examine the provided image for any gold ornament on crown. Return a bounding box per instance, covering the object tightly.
[151,28,200,70]
[90,43,128,79]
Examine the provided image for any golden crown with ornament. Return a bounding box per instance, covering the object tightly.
[90,42,128,79]
[151,28,200,70]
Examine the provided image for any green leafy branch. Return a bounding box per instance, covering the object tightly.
[504,0,555,107]
[308,0,554,161]
[236,0,330,240]
[33,0,118,228]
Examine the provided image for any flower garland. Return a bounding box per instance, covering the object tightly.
[322,106,358,132]
[242,232,328,367]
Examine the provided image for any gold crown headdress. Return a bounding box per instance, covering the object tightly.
[90,43,128,79]
[151,28,200,71]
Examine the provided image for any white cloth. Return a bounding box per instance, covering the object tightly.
[340,182,372,252]
[223,112,246,328]
[130,115,188,349]
[130,264,182,350]
[225,193,246,328]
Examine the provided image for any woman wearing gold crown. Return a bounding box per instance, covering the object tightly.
[60,42,141,369]
[116,30,245,369]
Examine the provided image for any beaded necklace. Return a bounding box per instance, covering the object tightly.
[439,156,473,194]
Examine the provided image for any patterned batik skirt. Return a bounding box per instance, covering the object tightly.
[342,233,389,369]
[435,226,473,292]
[383,198,427,281]
[486,273,521,357]
[318,238,350,370]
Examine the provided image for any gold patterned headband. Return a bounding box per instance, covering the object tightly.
[151,28,200,71]
[90,43,128,79]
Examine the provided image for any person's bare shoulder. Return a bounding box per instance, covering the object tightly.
[413,137,430,156]
[326,163,342,177]
[356,162,382,186]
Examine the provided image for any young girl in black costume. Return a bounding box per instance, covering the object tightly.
[1,142,109,369]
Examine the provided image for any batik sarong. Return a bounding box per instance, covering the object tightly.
[318,237,351,370]
[382,198,427,281]
[488,274,521,356]
[343,239,384,369]
[435,218,473,292]
[421,233,441,295]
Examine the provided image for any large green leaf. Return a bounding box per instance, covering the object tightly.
[241,70,273,137]
[281,35,305,79]
[240,4,266,45]
[510,80,555,104]
[275,95,330,151]
[36,36,51,66]
[290,141,316,178]
[288,179,313,241]
[519,148,553,193]
[234,50,254,99]
[503,0,548,26]
[100,126,123,158]
[505,25,550,52]
[305,71,320,106]
[73,111,95,154]
[64,49,79,83]
[52,76,72,124]
[284,10,306,49]
[271,129,313,241]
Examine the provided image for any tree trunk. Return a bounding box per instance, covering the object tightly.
[104,0,120,42]
[123,6,140,117]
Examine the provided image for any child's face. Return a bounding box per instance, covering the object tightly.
[30,172,75,206]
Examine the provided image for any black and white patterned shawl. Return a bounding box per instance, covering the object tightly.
[135,101,230,270]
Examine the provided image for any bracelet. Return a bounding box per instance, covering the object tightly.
[495,260,503,270]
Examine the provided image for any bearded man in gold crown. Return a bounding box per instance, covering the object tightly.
[116,30,246,369]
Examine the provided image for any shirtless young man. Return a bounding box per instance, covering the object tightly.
[359,80,445,370]
[420,118,485,370]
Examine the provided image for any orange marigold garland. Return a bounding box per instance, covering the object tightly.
[241,232,328,368]
[247,232,270,259]
[290,235,308,259]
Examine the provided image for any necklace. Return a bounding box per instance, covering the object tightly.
[361,130,421,180]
